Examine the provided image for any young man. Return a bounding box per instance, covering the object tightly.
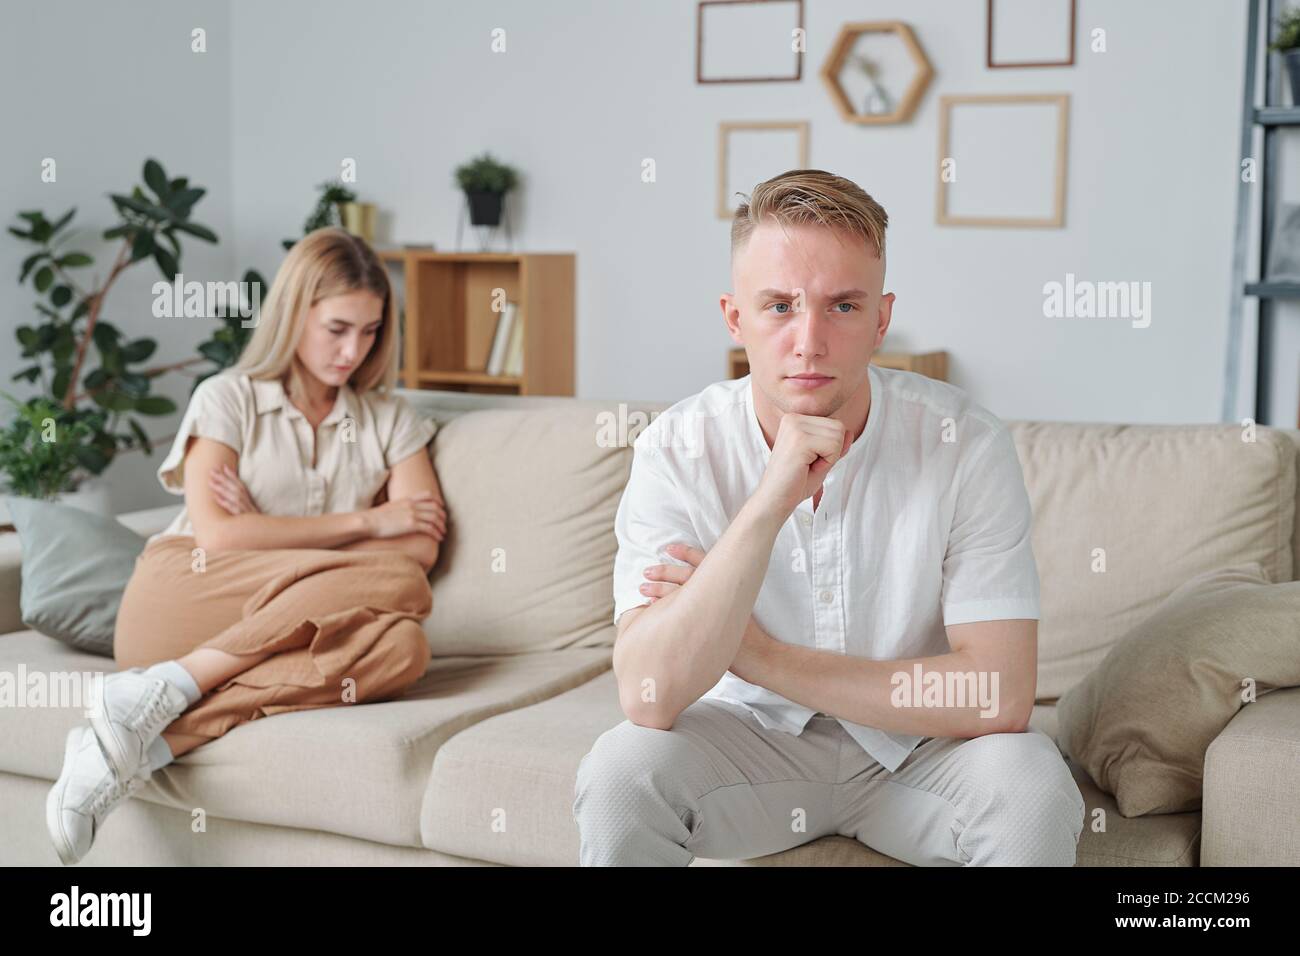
[573,169,1085,866]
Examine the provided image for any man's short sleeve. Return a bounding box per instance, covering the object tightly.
[155,374,246,494]
[611,442,700,627]
[941,424,1041,626]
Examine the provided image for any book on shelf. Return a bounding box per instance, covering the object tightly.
[502,308,524,377]
[485,301,518,376]
[468,307,495,370]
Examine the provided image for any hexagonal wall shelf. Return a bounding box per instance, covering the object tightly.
[821,21,933,125]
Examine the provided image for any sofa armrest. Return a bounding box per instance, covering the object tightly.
[0,532,23,635]
[1201,686,1300,866]
[113,503,183,539]
[0,503,182,637]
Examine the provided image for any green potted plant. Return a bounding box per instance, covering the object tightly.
[0,394,111,508]
[1272,8,1300,106]
[454,153,519,227]
[2,158,263,509]
[282,180,357,250]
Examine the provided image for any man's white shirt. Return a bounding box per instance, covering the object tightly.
[611,364,1041,772]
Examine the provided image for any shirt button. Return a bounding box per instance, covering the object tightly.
[799,513,812,527]
[819,590,834,604]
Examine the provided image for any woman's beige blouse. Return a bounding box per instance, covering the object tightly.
[150,371,438,544]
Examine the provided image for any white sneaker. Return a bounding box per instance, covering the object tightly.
[88,668,189,781]
[46,725,147,865]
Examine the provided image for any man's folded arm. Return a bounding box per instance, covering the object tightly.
[733,616,1037,737]
[611,445,785,729]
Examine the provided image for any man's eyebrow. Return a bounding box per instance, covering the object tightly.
[754,288,870,299]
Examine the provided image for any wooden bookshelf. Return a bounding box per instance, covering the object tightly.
[378,250,575,395]
[728,348,949,382]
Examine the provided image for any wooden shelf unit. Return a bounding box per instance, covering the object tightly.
[378,250,575,395]
[728,348,949,382]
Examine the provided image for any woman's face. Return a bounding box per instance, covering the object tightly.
[296,290,384,390]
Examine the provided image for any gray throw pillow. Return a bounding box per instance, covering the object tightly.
[4,495,145,657]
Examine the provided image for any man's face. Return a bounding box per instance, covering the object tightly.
[721,221,893,420]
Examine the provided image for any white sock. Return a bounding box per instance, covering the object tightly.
[146,734,174,772]
[144,660,202,707]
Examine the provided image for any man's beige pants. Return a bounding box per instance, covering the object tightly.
[573,697,1086,866]
[114,535,432,757]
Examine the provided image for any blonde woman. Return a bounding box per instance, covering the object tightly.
[46,227,448,864]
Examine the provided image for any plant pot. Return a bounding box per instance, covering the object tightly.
[53,477,112,517]
[466,191,505,227]
[339,202,377,242]
[1285,50,1300,107]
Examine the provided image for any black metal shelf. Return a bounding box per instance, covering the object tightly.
[1224,0,1297,427]
[1255,106,1300,125]
[1245,281,1300,298]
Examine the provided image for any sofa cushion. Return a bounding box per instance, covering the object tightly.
[1008,422,1296,700]
[0,629,611,848]
[423,405,646,655]
[423,663,625,864]
[0,771,492,867]
[422,669,1199,867]
[1057,564,1300,817]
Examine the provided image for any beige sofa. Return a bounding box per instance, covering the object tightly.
[1,384,1298,867]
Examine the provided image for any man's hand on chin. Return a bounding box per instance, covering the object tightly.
[640,541,782,686]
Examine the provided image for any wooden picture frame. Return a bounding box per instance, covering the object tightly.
[820,20,934,125]
[935,93,1069,228]
[697,0,805,84]
[986,0,1076,69]
[716,120,810,220]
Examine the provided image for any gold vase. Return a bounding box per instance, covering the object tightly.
[339,202,377,243]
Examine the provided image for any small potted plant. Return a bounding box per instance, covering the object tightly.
[852,54,892,116]
[0,392,112,511]
[1272,8,1300,106]
[454,153,519,227]
[283,180,357,250]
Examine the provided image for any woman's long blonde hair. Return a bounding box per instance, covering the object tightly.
[234,227,399,397]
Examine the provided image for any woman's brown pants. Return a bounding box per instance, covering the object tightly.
[114,535,433,758]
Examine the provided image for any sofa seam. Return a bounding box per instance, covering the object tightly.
[1265,428,1289,582]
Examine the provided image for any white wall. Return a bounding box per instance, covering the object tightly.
[227,0,1263,426]
[3,0,1292,514]
[0,0,235,513]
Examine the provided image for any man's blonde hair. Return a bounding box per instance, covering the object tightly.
[730,169,889,264]
[234,226,399,398]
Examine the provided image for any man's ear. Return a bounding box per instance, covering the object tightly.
[720,292,743,344]
[875,292,895,350]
